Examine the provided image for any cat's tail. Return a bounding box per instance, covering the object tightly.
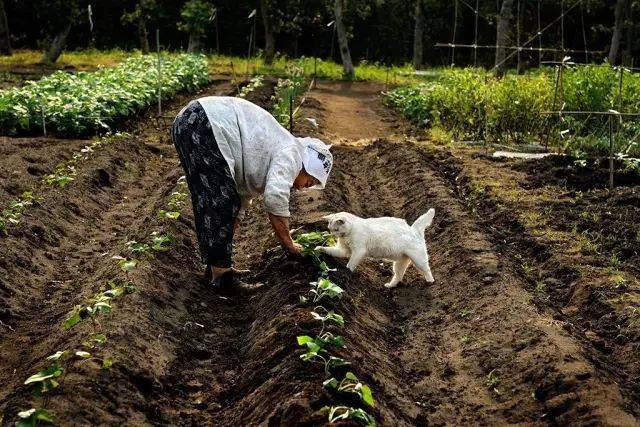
[411,208,435,235]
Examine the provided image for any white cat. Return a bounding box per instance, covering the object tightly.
[315,209,436,288]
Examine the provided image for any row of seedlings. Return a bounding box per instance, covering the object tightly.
[294,232,377,426]
[0,132,129,235]
[13,174,187,425]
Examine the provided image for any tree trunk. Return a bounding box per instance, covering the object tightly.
[0,0,11,56]
[495,0,514,77]
[187,33,202,53]
[334,0,354,80]
[41,22,73,64]
[622,0,633,66]
[259,0,275,64]
[139,14,150,54]
[608,0,627,65]
[413,0,424,69]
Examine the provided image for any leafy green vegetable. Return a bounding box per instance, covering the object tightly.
[0,54,210,136]
[24,364,63,394]
[15,408,55,427]
[326,406,376,426]
[324,372,375,408]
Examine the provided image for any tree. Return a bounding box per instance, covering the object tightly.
[334,0,354,79]
[413,0,425,69]
[122,0,156,54]
[259,0,276,64]
[495,0,514,77]
[0,0,10,55]
[608,0,628,65]
[41,0,78,64]
[178,0,215,53]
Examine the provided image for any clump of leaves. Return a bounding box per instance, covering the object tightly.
[297,335,349,373]
[24,363,63,395]
[125,240,152,257]
[238,75,265,98]
[167,191,188,212]
[324,372,375,408]
[0,192,41,235]
[150,232,174,251]
[112,256,138,272]
[311,306,345,335]
[325,406,376,426]
[300,278,344,305]
[157,210,180,220]
[294,231,335,253]
[486,369,501,394]
[63,280,136,330]
[15,408,55,427]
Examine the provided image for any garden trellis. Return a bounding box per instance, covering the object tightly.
[436,0,605,69]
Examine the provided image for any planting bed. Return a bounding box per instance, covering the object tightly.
[1,78,639,425]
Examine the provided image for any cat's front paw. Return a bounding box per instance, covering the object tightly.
[346,263,357,272]
[384,282,398,289]
[425,274,435,283]
[314,246,326,253]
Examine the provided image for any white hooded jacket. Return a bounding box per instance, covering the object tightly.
[197,96,325,217]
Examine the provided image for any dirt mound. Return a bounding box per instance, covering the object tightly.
[510,155,640,190]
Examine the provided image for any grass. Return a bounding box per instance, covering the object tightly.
[0,49,133,70]
[208,54,441,85]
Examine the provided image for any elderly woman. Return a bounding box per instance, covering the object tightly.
[172,96,333,290]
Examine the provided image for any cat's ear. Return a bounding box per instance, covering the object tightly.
[322,214,336,221]
[335,219,345,226]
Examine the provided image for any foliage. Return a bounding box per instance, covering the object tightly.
[15,408,55,427]
[238,75,265,98]
[324,372,375,407]
[272,64,307,126]
[63,280,136,330]
[0,54,209,136]
[326,406,376,426]
[178,0,215,37]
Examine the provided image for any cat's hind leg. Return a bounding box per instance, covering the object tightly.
[407,249,435,283]
[385,256,411,288]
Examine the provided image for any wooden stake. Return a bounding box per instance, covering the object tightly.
[157,29,162,116]
[289,92,294,133]
[41,104,47,137]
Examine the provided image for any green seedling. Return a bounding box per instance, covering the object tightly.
[486,369,501,394]
[310,307,345,335]
[125,241,152,257]
[297,336,349,373]
[326,406,376,426]
[82,334,107,349]
[460,336,470,344]
[167,191,188,211]
[102,358,114,369]
[112,256,138,272]
[610,254,622,269]
[294,231,335,252]
[534,281,546,294]
[459,308,474,318]
[63,281,135,329]
[307,278,344,304]
[157,210,180,220]
[24,364,63,394]
[150,232,174,251]
[323,372,375,408]
[15,408,55,427]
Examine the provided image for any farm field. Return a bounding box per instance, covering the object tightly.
[1,65,639,425]
[2,0,640,422]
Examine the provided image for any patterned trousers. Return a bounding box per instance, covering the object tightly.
[172,101,240,268]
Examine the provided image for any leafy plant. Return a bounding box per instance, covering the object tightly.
[0,54,210,136]
[324,372,375,407]
[326,406,376,426]
[24,364,63,394]
[150,232,174,251]
[302,278,344,304]
[157,210,180,220]
[63,280,136,330]
[15,408,55,427]
[238,76,265,98]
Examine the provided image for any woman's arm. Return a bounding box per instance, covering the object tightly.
[268,213,301,254]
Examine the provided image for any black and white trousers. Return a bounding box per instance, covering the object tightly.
[172,100,240,268]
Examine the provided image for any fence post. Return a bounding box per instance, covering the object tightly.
[289,92,294,133]
[41,104,47,137]
[157,29,162,116]
[609,115,614,189]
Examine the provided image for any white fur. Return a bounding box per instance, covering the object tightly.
[315,209,436,288]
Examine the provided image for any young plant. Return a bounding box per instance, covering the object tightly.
[112,256,138,272]
[310,306,345,335]
[323,372,375,408]
[63,280,136,330]
[150,232,174,252]
[302,278,344,304]
[24,364,63,395]
[15,408,55,427]
[157,210,180,220]
[326,406,376,426]
[125,240,152,257]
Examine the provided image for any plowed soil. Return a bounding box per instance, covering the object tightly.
[1,78,639,426]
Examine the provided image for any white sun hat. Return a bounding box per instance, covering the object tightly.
[299,137,333,189]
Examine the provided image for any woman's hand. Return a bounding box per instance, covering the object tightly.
[285,242,303,255]
[268,213,299,254]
